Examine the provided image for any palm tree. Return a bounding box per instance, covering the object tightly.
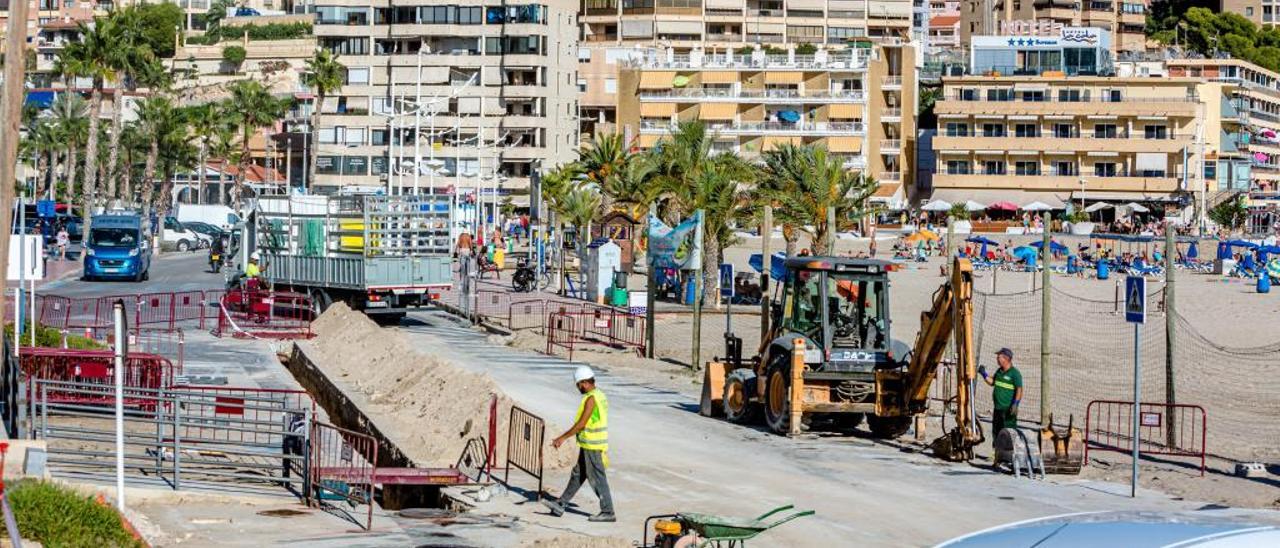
[135,96,184,214]
[560,186,603,257]
[209,119,238,205]
[157,122,197,216]
[56,16,116,242]
[758,144,880,255]
[578,133,629,214]
[227,81,289,209]
[103,7,158,204]
[20,116,59,200]
[186,103,227,204]
[649,121,755,302]
[49,93,89,203]
[301,49,344,189]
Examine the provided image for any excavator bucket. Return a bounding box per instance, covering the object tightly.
[1039,414,1084,474]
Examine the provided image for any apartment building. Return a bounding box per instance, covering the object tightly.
[957,0,1149,55]
[616,43,916,207]
[931,75,1211,208]
[579,0,914,138]
[308,0,579,209]
[1168,58,1280,193]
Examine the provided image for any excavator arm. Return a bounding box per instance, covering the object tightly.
[898,257,982,461]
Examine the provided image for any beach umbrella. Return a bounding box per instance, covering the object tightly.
[921,199,952,212]
[987,201,1018,211]
[749,252,788,281]
[1226,239,1260,250]
[963,200,986,212]
[905,230,940,243]
[965,236,997,257]
[1084,202,1112,213]
[1012,246,1038,262]
[1030,240,1069,254]
[1125,202,1150,213]
[1022,201,1055,211]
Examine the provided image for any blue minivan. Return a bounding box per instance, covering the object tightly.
[83,214,151,282]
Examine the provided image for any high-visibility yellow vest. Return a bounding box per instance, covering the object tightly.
[245,263,261,278]
[575,388,608,452]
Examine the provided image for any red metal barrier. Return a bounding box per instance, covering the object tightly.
[63,296,105,328]
[545,312,578,360]
[505,406,545,500]
[1084,399,1207,475]
[581,307,647,356]
[200,290,226,329]
[136,293,175,328]
[76,326,186,375]
[37,295,72,328]
[310,422,377,531]
[19,347,175,407]
[507,299,548,333]
[171,291,207,326]
[215,290,315,339]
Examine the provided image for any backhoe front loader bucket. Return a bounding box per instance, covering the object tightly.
[1040,414,1084,474]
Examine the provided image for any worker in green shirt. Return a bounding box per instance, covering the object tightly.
[978,347,1023,440]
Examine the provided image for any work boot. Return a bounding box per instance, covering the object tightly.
[588,512,616,523]
[541,498,565,517]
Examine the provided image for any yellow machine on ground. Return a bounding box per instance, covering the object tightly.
[704,256,983,460]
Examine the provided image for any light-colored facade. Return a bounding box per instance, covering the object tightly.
[1168,58,1280,193]
[616,44,916,207]
[307,0,580,206]
[579,0,915,142]
[931,75,1212,207]
[928,13,959,54]
[958,0,1149,55]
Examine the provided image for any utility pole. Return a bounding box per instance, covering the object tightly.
[1163,225,1177,448]
[760,206,772,343]
[645,203,656,359]
[0,0,32,336]
[1040,226,1052,425]
[691,210,705,371]
[826,206,836,254]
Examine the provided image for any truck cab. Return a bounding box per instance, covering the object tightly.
[84,214,151,281]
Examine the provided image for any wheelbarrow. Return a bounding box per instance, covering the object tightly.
[642,504,815,547]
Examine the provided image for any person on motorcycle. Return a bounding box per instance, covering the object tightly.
[209,236,225,269]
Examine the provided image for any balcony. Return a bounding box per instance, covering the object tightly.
[880,171,903,181]
[627,51,869,71]
[933,173,1180,193]
[882,107,902,119]
[842,156,868,169]
[881,139,902,151]
[638,88,866,103]
[934,132,1191,154]
[882,76,903,89]
[640,120,866,136]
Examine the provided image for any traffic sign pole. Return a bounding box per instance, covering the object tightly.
[1131,321,1140,498]
[1124,275,1146,498]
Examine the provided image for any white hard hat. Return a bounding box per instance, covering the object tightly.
[573,366,594,383]
[250,251,261,261]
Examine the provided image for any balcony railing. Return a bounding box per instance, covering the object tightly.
[640,120,866,135]
[627,50,870,70]
[882,108,902,118]
[880,171,902,181]
[939,131,1190,140]
[941,166,1176,178]
[638,88,866,102]
[882,76,903,87]
[946,93,1198,103]
[881,139,902,150]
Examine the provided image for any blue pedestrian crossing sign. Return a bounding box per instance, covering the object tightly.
[1125,276,1146,324]
[719,264,734,298]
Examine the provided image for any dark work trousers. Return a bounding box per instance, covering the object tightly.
[559,449,614,515]
[992,407,1018,441]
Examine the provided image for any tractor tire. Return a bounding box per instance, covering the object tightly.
[867,414,913,439]
[763,356,792,434]
[722,368,760,424]
[831,412,866,432]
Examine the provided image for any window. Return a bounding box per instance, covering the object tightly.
[346,67,369,85]
[1053,123,1074,138]
[577,79,587,92]
[982,160,1006,175]
[1102,89,1123,102]
[946,160,971,174]
[945,122,969,137]
[1144,125,1168,139]
[604,78,617,93]
[345,127,366,146]
[1014,123,1038,137]
[1094,162,1117,177]
[1093,124,1117,138]
[316,156,341,175]
[321,37,368,55]
[1247,6,1254,16]
[371,128,389,146]
[828,27,863,43]
[318,127,338,144]
[371,156,388,176]
[343,156,368,176]
[959,88,978,101]
[1054,161,1076,176]
[1022,91,1045,102]
[1204,162,1217,179]
[982,123,1006,137]
[1014,161,1039,175]
[1057,89,1083,102]
[986,88,1012,101]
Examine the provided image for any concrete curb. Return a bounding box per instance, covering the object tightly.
[432,300,513,337]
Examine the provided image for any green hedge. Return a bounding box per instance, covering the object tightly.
[187,21,312,45]
[4,322,104,349]
[1,480,145,548]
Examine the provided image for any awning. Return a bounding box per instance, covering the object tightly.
[761,136,801,150]
[655,20,703,35]
[699,103,737,120]
[672,75,691,88]
[929,189,1067,209]
[1135,152,1167,171]
[1071,190,1180,202]
[701,71,738,84]
[828,103,863,119]
[826,136,862,153]
[639,71,677,89]
[641,103,676,117]
[776,110,801,123]
[765,72,804,84]
[621,20,654,38]
[25,91,55,108]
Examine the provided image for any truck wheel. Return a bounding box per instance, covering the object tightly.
[722,368,759,424]
[372,313,405,326]
[308,289,332,316]
[763,356,791,434]
[867,414,913,439]
[177,239,191,252]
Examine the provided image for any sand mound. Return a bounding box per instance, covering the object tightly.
[522,534,632,548]
[307,303,574,469]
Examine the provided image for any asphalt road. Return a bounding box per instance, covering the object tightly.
[42,249,226,297]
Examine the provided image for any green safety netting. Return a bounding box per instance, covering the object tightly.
[301,219,325,256]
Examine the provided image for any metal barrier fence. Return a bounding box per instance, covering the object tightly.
[35,290,225,330]
[507,299,549,333]
[545,312,578,360]
[31,380,314,495]
[76,327,185,374]
[309,421,376,530]
[1084,399,1207,475]
[20,348,175,408]
[214,290,315,340]
[505,405,545,500]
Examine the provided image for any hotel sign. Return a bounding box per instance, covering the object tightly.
[997,19,1064,37]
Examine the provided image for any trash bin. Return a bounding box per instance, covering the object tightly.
[610,288,628,307]
[612,270,628,290]
[684,279,697,305]
[1258,274,1271,294]
[1097,260,1109,280]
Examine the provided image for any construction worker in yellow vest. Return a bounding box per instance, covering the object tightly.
[543,366,615,522]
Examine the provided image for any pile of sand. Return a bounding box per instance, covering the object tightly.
[306,303,574,469]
